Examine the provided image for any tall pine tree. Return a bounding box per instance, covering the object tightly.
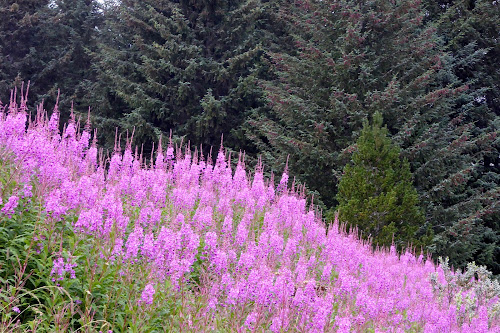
[0,0,51,98]
[0,0,103,116]
[89,0,288,154]
[246,0,453,207]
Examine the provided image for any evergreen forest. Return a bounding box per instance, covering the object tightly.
[1,0,499,276]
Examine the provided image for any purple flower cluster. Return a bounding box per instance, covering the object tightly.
[50,256,77,282]
[138,283,155,306]
[1,96,499,331]
[1,195,19,218]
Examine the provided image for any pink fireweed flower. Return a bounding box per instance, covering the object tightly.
[212,249,229,275]
[271,307,291,333]
[48,107,59,134]
[109,237,124,262]
[22,183,32,198]
[222,212,233,237]
[276,170,288,194]
[243,311,258,331]
[193,205,213,232]
[141,232,155,260]
[78,128,90,152]
[139,283,155,305]
[226,284,240,306]
[179,223,199,260]
[45,189,68,219]
[169,258,193,289]
[50,256,76,282]
[74,207,102,234]
[166,145,174,161]
[269,232,284,256]
[1,195,18,218]
[235,223,248,247]
[237,250,256,273]
[336,316,352,333]
[155,145,165,171]
[321,263,333,282]
[255,275,274,306]
[295,256,308,284]
[124,226,144,261]
[63,120,76,140]
[139,203,161,227]
[251,167,265,199]
[206,297,218,313]
[310,298,332,332]
[203,231,218,260]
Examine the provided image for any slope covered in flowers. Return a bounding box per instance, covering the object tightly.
[1,94,499,332]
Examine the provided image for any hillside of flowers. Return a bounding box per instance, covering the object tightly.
[1,91,500,332]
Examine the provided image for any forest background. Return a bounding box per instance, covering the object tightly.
[0,0,498,274]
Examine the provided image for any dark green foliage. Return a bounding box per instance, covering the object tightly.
[336,112,430,250]
[36,0,103,117]
[246,0,451,208]
[243,0,499,273]
[416,0,500,273]
[0,154,54,330]
[0,0,103,126]
[0,152,118,331]
[423,0,500,117]
[89,0,287,155]
[0,0,51,97]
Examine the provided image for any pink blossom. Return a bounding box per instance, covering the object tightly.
[50,256,76,282]
[1,195,18,218]
[139,283,155,305]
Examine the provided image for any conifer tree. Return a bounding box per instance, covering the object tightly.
[90,0,285,154]
[246,0,453,208]
[0,0,51,97]
[37,0,103,116]
[245,0,499,272]
[0,0,103,118]
[418,0,500,273]
[336,112,429,250]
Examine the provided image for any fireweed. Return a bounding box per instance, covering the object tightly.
[1,93,499,332]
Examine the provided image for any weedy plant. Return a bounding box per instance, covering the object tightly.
[0,90,499,332]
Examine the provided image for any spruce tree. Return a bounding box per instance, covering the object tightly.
[89,0,286,154]
[418,0,500,273]
[0,0,51,98]
[245,0,453,208]
[337,112,429,251]
[245,0,499,272]
[0,0,103,119]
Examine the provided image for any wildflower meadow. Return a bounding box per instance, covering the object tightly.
[1,89,499,332]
